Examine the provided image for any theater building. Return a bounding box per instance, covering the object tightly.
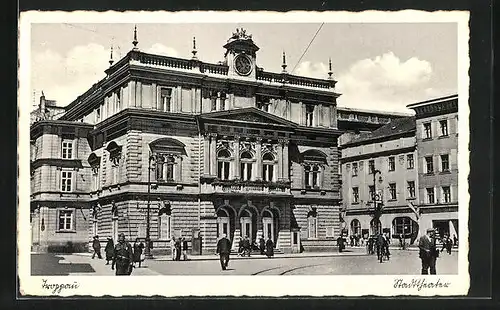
[30,28,345,254]
[407,94,459,241]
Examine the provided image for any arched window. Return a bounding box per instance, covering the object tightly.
[351,219,361,236]
[149,138,186,183]
[370,218,382,235]
[262,152,275,182]
[307,209,318,239]
[240,151,253,181]
[217,149,231,180]
[301,150,327,189]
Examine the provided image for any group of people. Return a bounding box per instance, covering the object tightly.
[237,235,275,258]
[170,237,189,261]
[91,234,146,275]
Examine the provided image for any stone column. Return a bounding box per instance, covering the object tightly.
[277,139,284,181]
[282,139,289,181]
[233,135,240,179]
[209,133,217,177]
[255,137,263,181]
[203,134,210,176]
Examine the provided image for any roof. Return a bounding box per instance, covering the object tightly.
[406,94,458,109]
[337,106,413,118]
[341,116,416,147]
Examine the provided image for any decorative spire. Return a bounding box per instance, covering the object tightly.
[281,51,287,73]
[132,25,138,50]
[109,45,114,67]
[191,36,198,60]
[328,57,333,79]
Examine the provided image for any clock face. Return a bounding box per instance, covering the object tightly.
[234,55,252,76]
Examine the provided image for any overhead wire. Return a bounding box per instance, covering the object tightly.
[291,23,325,74]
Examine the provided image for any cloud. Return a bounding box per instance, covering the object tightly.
[31,43,178,109]
[145,43,178,57]
[335,52,441,113]
[31,43,109,108]
[294,61,329,79]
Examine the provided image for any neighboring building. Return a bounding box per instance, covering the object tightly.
[340,116,419,245]
[30,92,66,125]
[30,28,344,254]
[337,106,409,134]
[407,94,459,241]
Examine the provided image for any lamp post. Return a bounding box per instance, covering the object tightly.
[370,165,382,234]
[144,153,156,259]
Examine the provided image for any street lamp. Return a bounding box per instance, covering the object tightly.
[370,165,383,234]
[144,153,156,259]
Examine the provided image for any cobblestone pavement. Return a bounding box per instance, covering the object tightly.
[31,248,458,276]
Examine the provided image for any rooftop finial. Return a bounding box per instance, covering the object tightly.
[132,25,138,50]
[109,45,114,66]
[281,51,287,73]
[191,36,198,60]
[328,57,333,79]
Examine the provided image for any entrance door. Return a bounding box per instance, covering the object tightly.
[217,217,230,238]
[241,216,252,239]
[262,209,274,241]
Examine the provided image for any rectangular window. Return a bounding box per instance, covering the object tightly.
[388,156,395,171]
[218,162,230,180]
[352,162,358,176]
[262,164,274,181]
[305,105,314,127]
[407,154,414,169]
[219,93,226,111]
[165,157,175,181]
[425,156,434,174]
[393,217,413,235]
[241,163,253,181]
[95,107,101,123]
[368,185,375,201]
[407,181,416,199]
[368,160,375,174]
[442,186,451,203]
[426,187,435,204]
[61,140,73,159]
[115,89,121,111]
[160,88,172,112]
[424,122,432,139]
[210,96,217,111]
[352,187,359,203]
[389,183,397,200]
[440,120,449,136]
[58,209,74,231]
[441,154,450,172]
[61,170,73,192]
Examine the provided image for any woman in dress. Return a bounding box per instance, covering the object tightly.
[265,237,274,258]
[132,238,145,268]
[104,238,114,265]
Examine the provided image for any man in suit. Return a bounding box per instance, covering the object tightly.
[112,233,134,276]
[418,228,439,274]
[216,233,231,270]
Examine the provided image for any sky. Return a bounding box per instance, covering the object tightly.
[30,22,458,113]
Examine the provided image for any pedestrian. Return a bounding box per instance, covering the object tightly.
[175,237,182,261]
[92,235,102,259]
[133,238,145,268]
[182,237,189,261]
[418,228,439,274]
[259,235,265,255]
[111,233,134,276]
[441,234,452,255]
[399,233,404,249]
[265,237,274,258]
[104,238,114,265]
[383,232,391,260]
[243,236,251,257]
[237,237,244,257]
[170,237,176,261]
[216,233,231,270]
[376,233,385,262]
[453,234,458,247]
[337,235,344,253]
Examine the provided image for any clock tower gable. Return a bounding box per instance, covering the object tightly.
[223,28,259,79]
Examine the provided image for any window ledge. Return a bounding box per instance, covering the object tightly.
[439,170,451,175]
[56,230,77,234]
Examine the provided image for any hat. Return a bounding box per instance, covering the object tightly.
[94,235,99,239]
[426,228,434,233]
[118,232,125,237]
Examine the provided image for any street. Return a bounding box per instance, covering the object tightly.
[31,247,458,276]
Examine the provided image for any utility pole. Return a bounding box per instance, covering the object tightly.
[144,153,155,259]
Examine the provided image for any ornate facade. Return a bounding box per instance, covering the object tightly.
[30,28,346,254]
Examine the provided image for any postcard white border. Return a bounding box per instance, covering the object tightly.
[18,10,470,297]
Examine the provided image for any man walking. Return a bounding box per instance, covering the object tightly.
[216,233,231,270]
[112,233,134,276]
[418,228,439,274]
[181,237,189,261]
[92,235,102,259]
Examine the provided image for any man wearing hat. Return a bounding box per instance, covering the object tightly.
[216,233,231,270]
[91,235,102,259]
[112,233,134,275]
[418,228,439,274]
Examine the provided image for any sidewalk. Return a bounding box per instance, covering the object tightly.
[58,253,161,275]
